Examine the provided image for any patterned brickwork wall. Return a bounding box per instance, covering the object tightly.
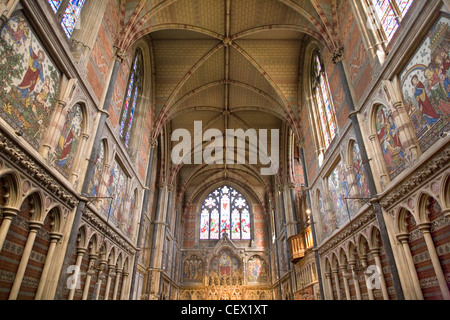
[17,216,52,300]
[0,197,33,300]
[406,212,441,300]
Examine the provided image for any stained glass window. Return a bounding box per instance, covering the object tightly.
[120,51,143,148]
[200,186,251,240]
[311,52,338,150]
[48,0,63,13]
[369,0,415,42]
[60,0,86,38]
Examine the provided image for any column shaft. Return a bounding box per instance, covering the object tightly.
[9,223,42,300]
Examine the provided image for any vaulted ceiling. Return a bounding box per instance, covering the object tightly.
[115,0,341,211]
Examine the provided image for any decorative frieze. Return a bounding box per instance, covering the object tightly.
[318,209,376,256]
[379,147,450,209]
[82,207,136,256]
[0,130,79,208]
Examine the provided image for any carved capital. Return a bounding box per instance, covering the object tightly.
[150,139,158,149]
[331,47,345,64]
[296,138,305,149]
[114,47,127,62]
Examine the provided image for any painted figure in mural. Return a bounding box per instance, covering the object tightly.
[219,252,232,276]
[376,108,404,169]
[424,66,448,104]
[56,106,82,168]
[5,15,29,47]
[126,197,135,236]
[319,195,329,236]
[34,76,51,112]
[16,46,45,102]
[411,75,441,126]
[434,50,450,98]
[353,143,370,198]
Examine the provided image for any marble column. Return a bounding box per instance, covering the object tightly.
[35,233,63,300]
[68,247,86,300]
[397,234,424,300]
[0,207,19,253]
[418,223,450,300]
[9,222,43,300]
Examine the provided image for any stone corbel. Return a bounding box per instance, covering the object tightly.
[331,47,345,65]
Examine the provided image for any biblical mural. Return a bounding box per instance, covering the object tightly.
[401,14,450,153]
[0,11,61,150]
[211,250,240,277]
[247,256,268,283]
[88,141,105,197]
[54,104,83,178]
[183,255,204,282]
[104,160,129,234]
[352,142,370,199]
[318,189,330,238]
[328,161,349,227]
[375,105,406,179]
[126,191,136,238]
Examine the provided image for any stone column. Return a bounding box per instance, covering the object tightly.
[40,78,78,161]
[349,261,362,300]
[289,183,299,236]
[94,259,107,300]
[0,207,19,253]
[325,273,334,300]
[120,272,129,300]
[70,133,90,188]
[68,247,86,300]
[35,233,63,300]
[333,48,404,300]
[9,222,43,300]
[129,140,157,299]
[418,223,450,300]
[70,0,108,64]
[396,234,424,300]
[340,265,351,300]
[112,268,123,300]
[360,255,374,300]
[368,134,390,190]
[148,184,168,300]
[81,255,97,300]
[103,264,115,300]
[370,249,389,300]
[55,0,71,22]
[332,268,342,300]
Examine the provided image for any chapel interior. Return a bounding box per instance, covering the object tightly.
[0,0,449,301]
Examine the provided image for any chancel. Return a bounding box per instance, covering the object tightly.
[0,0,448,301]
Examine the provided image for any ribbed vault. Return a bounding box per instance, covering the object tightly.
[115,0,341,214]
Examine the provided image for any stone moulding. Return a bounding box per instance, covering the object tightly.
[82,208,137,256]
[318,208,376,256]
[0,129,79,208]
[379,146,450,210]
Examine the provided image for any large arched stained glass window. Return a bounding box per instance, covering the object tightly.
[200,186,251,240]
[368,0,414,42]
[120,50,143,148]
[311,52,338,150]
